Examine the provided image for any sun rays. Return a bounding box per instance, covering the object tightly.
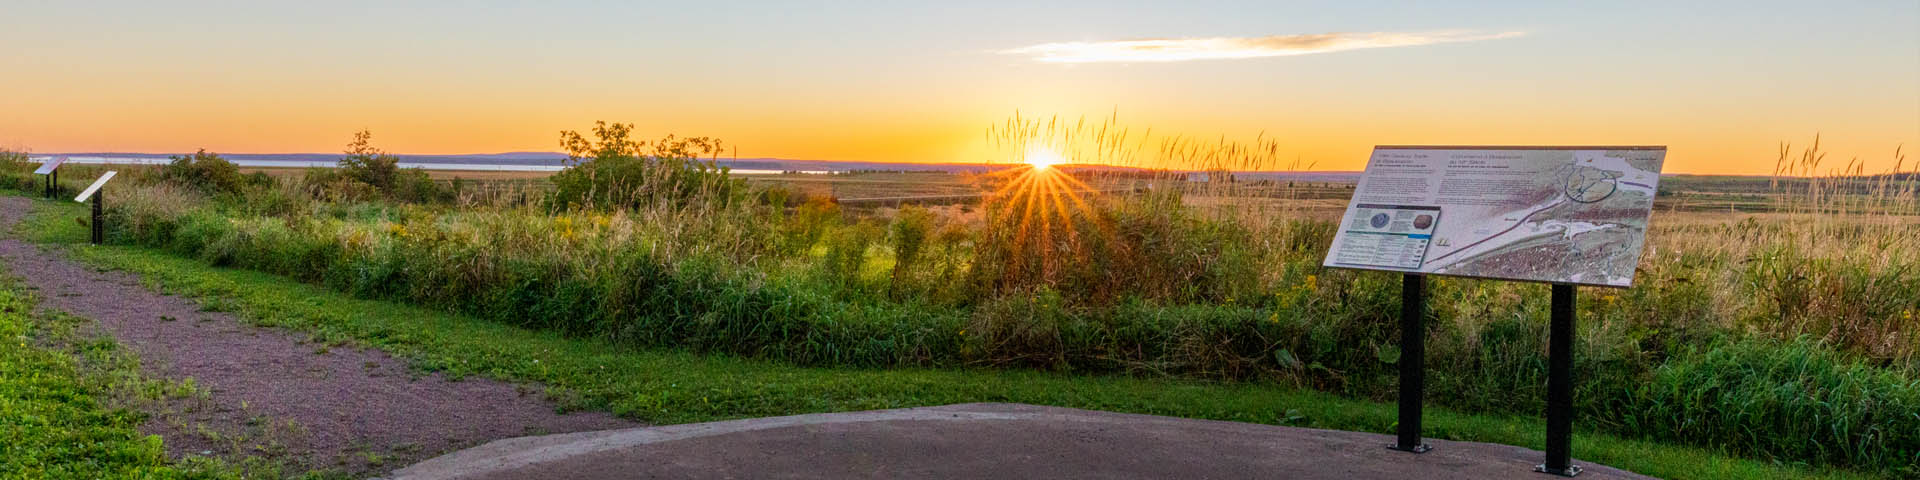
[973,144,1110,283]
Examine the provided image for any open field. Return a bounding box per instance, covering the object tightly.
[3,135,1917,478]
[236,167,559,182]
[301,166,1903,216]
[220,162,1911,217]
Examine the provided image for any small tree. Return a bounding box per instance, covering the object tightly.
[339,130,401,190]
[551,121,740,210]
[307,130,448,203]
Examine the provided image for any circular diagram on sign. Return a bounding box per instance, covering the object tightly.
[1413,214,1433,230]
[1564,166,1619,204]
[1369,213,1391,229]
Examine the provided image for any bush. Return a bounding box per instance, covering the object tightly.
[159,149,258,196]
[0,149,36,192]
[888,206,935,286]
[550,121,741,211]
[303,131,450,204]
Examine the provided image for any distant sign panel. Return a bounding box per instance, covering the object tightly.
[1323,146,1666,287]
[75,171,116,203]
[33,156,67,175]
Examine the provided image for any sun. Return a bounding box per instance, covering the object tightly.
[1025,145,1066,170]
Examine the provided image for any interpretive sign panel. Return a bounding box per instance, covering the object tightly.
[75,171,116,203]
[1323,146,1666,287]
[33,156,67,175]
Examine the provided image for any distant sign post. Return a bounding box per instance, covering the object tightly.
[1324,146,1666,476]
[75,171,116,245]
[35,156,68,199]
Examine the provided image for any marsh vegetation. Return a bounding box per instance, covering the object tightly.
[3,122,1916,476]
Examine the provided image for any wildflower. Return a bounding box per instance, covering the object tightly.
[1603,295,1619,306]
[1303,275,1318,290]
[1267,312,1279,324]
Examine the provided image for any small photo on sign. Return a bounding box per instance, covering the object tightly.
[1330,204,1442,270]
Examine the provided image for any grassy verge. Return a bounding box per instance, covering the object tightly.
[0,279,181,478]
[7,195,1871,479]
[0,269,336,478]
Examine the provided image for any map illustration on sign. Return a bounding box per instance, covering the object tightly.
[1323,146,1667,287]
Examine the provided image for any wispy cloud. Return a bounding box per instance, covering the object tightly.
[1000,30,1524,63]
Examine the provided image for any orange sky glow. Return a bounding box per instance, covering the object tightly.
[2,2,1914,175]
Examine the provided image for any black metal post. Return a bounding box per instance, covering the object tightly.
[47,170,56,198]
[1537,284,1581,476]
[90,190,103,245]
[1390,274,1431,453]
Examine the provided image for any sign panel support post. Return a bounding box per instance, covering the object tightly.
[46,169,55,198]
[90,190,103,244]
[1390,273,1432,453]
[1536,283,1581,477]
[74,171,116,245]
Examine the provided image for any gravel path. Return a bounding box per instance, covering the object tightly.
[0,196,632,477]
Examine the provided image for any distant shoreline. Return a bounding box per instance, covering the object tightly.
[21,153,1368,182]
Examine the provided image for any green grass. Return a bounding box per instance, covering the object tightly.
[0,279,181,478]
[0,270,335,478]
[7,194,1872,479]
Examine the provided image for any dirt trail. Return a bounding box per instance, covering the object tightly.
[0,196,631,477]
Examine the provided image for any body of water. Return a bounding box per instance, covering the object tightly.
[26,156,825,175]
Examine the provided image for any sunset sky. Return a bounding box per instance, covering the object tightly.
[3,1,1915,174]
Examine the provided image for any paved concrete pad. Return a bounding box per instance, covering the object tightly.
[392,403,1654,480]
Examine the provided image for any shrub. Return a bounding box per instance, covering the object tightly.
[820,220,882,289]
[159,149,256,196]
[304,131,450,204]
[338,130,400,190]
[783,197,840,251]
[888,206,935,286]
[550,121,741,211]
